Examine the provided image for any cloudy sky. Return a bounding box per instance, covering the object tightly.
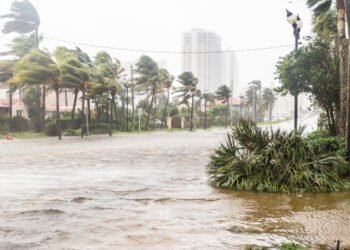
[0,0,312,92]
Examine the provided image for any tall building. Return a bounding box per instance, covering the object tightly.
[182,29,223,93]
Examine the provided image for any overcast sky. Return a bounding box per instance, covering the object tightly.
[0,0,312,92]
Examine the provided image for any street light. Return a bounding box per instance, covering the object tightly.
[286,9,303,130]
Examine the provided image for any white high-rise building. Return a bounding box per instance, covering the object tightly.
[182,29,223,93]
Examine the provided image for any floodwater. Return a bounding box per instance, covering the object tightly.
[0,130,350,249]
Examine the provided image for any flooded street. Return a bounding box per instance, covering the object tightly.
[1,129,350,249]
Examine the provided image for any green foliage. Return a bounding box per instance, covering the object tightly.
[89,122,109,134]
[0,117,29,132]
[45,121,58,136]
[306,130,346,158]
[275,37,339,134]
[64,128,80,136]
[208,120,350,192]
[279,242,308,250]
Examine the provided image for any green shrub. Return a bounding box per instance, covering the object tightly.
[89,122,109,134]
[64,128,80,136]
[208,120,350,192]
[0,117,10,132]
[9,116,29,132]
[45,122,58,136]
[280,242,307,250]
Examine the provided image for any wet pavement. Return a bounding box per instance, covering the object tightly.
[0,127,350,249]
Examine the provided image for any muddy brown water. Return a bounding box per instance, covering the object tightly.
[0,130,349,249]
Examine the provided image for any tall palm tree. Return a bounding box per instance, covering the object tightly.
[159,69,175,127]
[1,0,43,129]
[248,80,261,122]
[261,88,277,122]
[12,49,62,139]
[215,85,231,128]
[135,55,160,130]
[92,51,124,136]
[176,72,198,131]
[307,0,347,134]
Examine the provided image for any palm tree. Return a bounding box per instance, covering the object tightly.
[248,80,261,122]
[159,69,174,127]
[215,85,231,128]
[1,0,43,129]
[176,72,198,131]
[261,88,277,122]
[135,55,160,130]
[12,49,62,139]
[92,51,124,136]
[307,0,347,134]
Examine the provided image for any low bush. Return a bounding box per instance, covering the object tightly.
[45,122,58,136]
[0,117,29,132]
[89,122,109,134]
[64,128,80,136]
[208,120,350,192]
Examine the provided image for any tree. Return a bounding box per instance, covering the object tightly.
[1,0,43,129]
[12,49,62,139]
[176,72,198,131]
[215,85,231,128]
[135,55,161,129]
[159,69,175,127]
[92,51,124,136]
[307,0,347,134]
[261,88,277,121]
[275,37,339,135]
[247,80,261,122]
[54,46,90,135]
[0,60,15,117]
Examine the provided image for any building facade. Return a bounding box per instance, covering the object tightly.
[182,29,223,93]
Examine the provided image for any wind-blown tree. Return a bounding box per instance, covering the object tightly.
[247,80,261,122]
[92,51,124,136]
[261,88,277,122]
[276,37,339,135]
[215,85,231,128]
[307,0,347,134]
[176,72,198,131]
[159,69,175,127]
[135,55,161,129]
[54,46,90,134]
[1,0,43,129]
[12,49,62,139]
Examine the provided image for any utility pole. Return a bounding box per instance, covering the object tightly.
[131,65,135,131]
[126,82,129,131]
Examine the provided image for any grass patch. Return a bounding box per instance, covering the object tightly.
[0,131,46,139]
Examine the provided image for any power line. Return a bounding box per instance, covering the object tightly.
[0,35,294,55]
[43,36,294,54]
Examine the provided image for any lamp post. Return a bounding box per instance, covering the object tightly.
[239,95,244,120]
[286,9,303,130]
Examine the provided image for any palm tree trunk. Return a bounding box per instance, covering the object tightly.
[154,94,157,126]
[71,88,79,121]
[42,86,46,129]
[338,0,347,135]
[344,0,350,159]
[81,90,85,138]
[36,86,41,131]
[114,99,118,130]
[87,97,91,124]
[190,94,194,131]
[145,85,156,130]
[131,65,135,131]
[109,94,114,137]
[64,88,68,106]
[55,88,62,140]
[161,89,170,127]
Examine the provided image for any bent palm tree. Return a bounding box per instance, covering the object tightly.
[159,69,174,127]
[202,92,215,129]
[12,49,62,139]
[261,88,277,122]
[176,72,198,131]
[215,85,231,128]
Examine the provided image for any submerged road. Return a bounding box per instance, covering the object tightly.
[1,116,349,249]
